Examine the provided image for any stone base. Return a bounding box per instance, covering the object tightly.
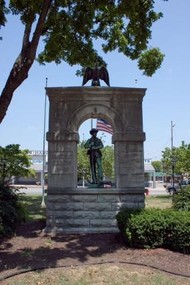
[44,188,145,235]
[44,227,119,235]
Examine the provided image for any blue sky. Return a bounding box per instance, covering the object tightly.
[0,0,190,160]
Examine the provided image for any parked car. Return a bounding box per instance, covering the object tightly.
[164,183,180,194]
[179,180,189,186]
[164,180,189,194]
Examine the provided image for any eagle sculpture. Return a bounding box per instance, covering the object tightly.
[82,65,110,86]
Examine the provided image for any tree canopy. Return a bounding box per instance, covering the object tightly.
[151,160,162,172]
[0,144,35,185]
[162,141,190,178]
[0,0,166,123]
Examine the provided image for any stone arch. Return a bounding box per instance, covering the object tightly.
[45,86,147,234]
[67,103,123,134]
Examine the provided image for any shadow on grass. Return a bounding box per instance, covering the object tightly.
[19,195,46,220]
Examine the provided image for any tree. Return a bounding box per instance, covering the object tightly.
[0,144,34,238]
[175,142,190,177]
[151,160,162,172]
[102,145,114,179]
[77,141,91,182]
[0,0,166,123]
[161,142,190,178]
[0,144,35,185]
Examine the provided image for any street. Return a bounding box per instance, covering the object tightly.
[147,187,168,196]
[15,183,168,196]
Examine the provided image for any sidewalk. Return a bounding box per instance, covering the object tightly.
[145,183,167,196]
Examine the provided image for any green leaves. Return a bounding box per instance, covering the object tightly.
[36,0,166,75]
[0,184,28,238]
[162,142,190,177]
[0,144,35,185]
[102,145,114,179]
[138,48,165,76]
[0,0,8,26]
[116,208,190,253]
[172,186,190,211]
[0,0,167,123]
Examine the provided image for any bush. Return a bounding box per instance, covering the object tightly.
[163,211,190,253]
[172,186,190,211]
[0,185,28,238]
[116,208,190,253]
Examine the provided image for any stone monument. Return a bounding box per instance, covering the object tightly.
[44,85,146,234]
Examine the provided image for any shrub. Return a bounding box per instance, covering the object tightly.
[0,185,28,238]
[116,208,190,253]
[163,211,190,253]
[172,186,190,211]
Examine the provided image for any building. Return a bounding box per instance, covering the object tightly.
[14,150,47,185]
[144,158,156,188]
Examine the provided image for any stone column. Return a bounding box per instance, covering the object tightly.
[47,131,79,190]
[113,132,145,189]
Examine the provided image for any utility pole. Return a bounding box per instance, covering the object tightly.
[171,121,175,150]
[171,121,175,189]
[41,78,48,208]
[0,26,2,41]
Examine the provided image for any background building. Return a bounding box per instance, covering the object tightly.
[14,150,47,185]
[144,158,156,188]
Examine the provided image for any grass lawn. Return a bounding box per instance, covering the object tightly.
[145,195,173,209]
[20,195,47,220]
[3,264,189,285]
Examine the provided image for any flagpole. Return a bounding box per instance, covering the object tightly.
[41,78,48,208]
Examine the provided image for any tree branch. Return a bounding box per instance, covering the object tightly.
[0,0,52,123]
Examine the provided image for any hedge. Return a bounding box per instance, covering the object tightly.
[116,208,190,254]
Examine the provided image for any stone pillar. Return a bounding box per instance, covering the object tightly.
[46,131,79,190]
[113,133,145,189]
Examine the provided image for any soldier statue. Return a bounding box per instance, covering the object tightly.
[84,128,104,184]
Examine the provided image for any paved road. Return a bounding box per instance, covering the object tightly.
[16,186,45,196]
[16,185,168,196]
[147,188,168,196]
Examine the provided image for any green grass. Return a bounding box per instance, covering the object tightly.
[19,195,46,220]
[145,195,173,209]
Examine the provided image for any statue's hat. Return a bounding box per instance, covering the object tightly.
[90,128,98,135]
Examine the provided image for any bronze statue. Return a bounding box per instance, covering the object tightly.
[84,128,104,184]
[82,64,110,86]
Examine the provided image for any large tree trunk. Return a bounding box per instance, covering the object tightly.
[0,0,52,124]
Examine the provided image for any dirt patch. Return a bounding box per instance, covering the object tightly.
[0,220,190,281]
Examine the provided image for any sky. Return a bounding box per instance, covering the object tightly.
[0,0,190,161]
